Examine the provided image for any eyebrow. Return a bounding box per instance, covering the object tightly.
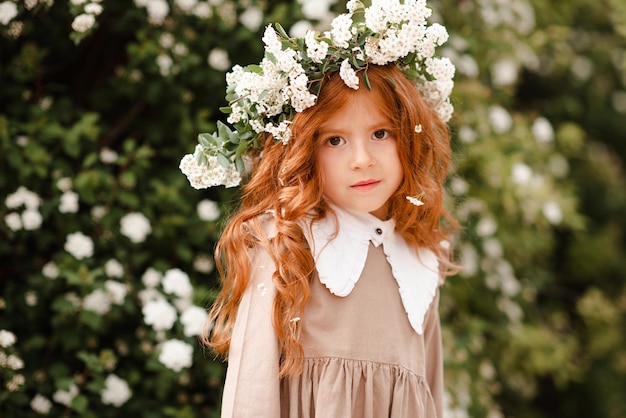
[317,119,394,137]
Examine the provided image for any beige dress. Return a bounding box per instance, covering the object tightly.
[221,209,444,418]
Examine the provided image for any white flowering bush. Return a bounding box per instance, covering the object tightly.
[1,0,625,417]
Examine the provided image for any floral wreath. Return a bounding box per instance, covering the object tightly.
[180,0,455,191]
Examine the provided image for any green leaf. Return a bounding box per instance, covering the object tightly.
[235,156,245,173]
[362,70,371,90]
[216,153,231,168]
[247,64,263,74]
[219,106,232,114]
[274,23,289,39]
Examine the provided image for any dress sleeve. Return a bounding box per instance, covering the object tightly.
[220,244,281,418]
[423,289,444,418]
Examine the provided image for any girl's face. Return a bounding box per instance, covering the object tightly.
[316,88,403,220]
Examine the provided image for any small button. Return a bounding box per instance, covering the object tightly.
[375,228,383,235]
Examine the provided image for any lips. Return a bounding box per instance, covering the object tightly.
[351,180,380,190]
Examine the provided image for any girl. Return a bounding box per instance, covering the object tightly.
[181,2,459,416]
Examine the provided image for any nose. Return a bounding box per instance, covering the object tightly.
[349,140,375,170]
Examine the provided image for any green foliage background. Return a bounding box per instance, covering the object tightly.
[1,0,625,416]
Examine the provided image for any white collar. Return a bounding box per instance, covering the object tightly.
[302,204,440,335]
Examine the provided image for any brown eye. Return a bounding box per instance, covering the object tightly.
[327,137,345,147]
[373,130,389,140]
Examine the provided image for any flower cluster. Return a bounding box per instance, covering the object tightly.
[181,0,455,188]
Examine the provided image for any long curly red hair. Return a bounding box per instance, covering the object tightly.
[203,64,458,376]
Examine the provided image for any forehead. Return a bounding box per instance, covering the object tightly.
[318,88,392,132]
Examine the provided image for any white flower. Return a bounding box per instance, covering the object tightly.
[180,305,207,337]
[59,191,79,213]
[0,1,18,25]
[532,116,554,143]
[193,254,214,273]
[21,208,43,230]
[72,13,96,33]
[542,201,563,225]
[406,195,424,207]
[339,59,359,90]
[83,289,111,314]
[158,339,193,372]
[488,105,513,134]
[53,383,79,407]
[104,259,124,278]
[208,48,230,71]
[85,3,103,15]
[143,299,177,330]
[141,267,162,288]
[101,374,132,407]
[179,149,242,189]
[99,147,118,163]
[56,177,73,192]
[162,268,193,299]
[458,125,477,143]
[330,13,353,48]
[120,212,152,243]
[143,0,169,24]
[5,186,41,209]
[25,291,38,306]
[193,1,211,18]
[7,354,24,369]
[511,163,533,185]
[5,212,22,231]
[91,205,107,221]
[298,0,333,20]
[476,217,497,237]
[30,394,52,414]
[156,53,173,76]
[64,232,94,259]
[305,30,329,64]
[105,280,127,304]
[197,199,220,221]
[0,329,16,347]
[239,6,263,31]
[491,59,519,87]
[174,0,196,13]
[289,20,313,38]
[42,261,59,279]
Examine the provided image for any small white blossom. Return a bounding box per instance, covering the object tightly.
[21,208,43,230]
[30,394,52,414]
[142,267,162,288]
[64,232,94,259]
[305,31,329,64]
[298,0,333,20]
[158,339,194,372]
[491,59,519,87]
[179,148,242,188]
[0,1,18,25]
[542,201,563,225]
[91,205,107,221]
[193,254,214,273]
[488,105,513,134]
[85,3,103,15]
[339,59,359,90]
[208,48,230,71]
[330,13,353,48]
[406,195,424,207]
[5,186,41,209]
[83,289,111,314]
[99,147,118,163]
[197,199,220,221]
[174,0,196,13]
[25,291,38,306]
[162,268,193,299]
[59,191,79,213]
[156,53,173,76]
[239,6,263,31]
[53,383,79,406]
[7,354,24,369]
[192,1,211,18]
[511,163,533,185]
[120,212,152,243]
[143,299,177,330]
[0,329,16,347]
[180,305,207,337]
[104,259,124,278]
[101,374,132,407]
[42,260,59,279]
[71,13,96,33]
[476,217,498,237]
[105,280,127,304]
[5,212,22,231]
[56,177,73,192]
[531,116,554,143]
